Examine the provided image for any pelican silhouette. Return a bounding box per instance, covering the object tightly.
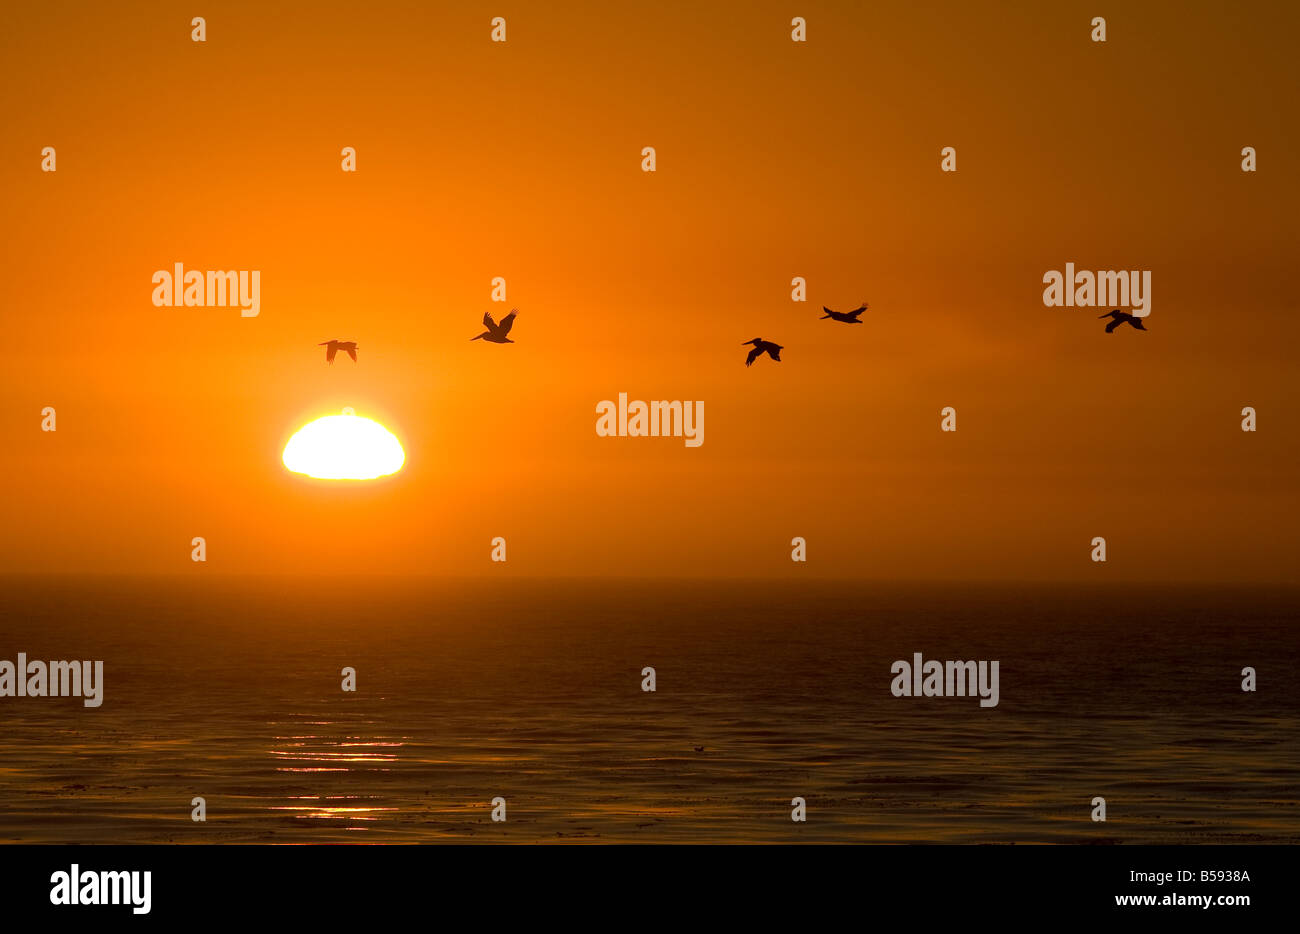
[820,302,868,324]
[319,340,358,363]
[471,309,518,343]
[1098,310,1147,333]
[742,338,783,366]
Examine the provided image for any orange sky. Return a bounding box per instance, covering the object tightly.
[2,1,1297,582]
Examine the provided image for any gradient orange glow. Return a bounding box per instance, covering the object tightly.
[1,1,1297,581]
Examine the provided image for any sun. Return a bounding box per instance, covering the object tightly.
[282,413,405,480]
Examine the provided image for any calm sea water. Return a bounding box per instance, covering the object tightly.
[0,577,1295,843]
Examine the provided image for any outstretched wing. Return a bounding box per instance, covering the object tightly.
[768,345,783,361]
[1129,318,1147,331]
[483,311,498,331]
[745,346,761,366]
[847,303,868,319]
[324,345,337,362]
[497,309,517,337]
[1104,319,1121,333]
[344,347,357,361]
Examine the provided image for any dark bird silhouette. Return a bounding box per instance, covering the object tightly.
[1098,310,1147,333]
[471,309,518,343]
[693,745,704,753]
[319,339,358,363]
[743,338,783,366]
[820,302,869,324]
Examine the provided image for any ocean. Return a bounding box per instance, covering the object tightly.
[0,577,1295,843]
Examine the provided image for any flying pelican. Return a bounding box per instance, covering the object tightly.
[742,338,783,366]
[471,309,518,343]
[319,339,358,363]
[820,302,869,324]
[1098,310,1147,333]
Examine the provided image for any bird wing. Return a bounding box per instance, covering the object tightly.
[822,307,836,315]
[345,347,357,361]
[745,346,761,366]
[325,345,337,361]
[1104,319,1121,333]
[483,311,498,330]
[497,309,517,336]
[847,304,867,318]
[1130,318,1147,330]
[768,345,783,360]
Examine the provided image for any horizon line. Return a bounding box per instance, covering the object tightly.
[0,571,1295,589]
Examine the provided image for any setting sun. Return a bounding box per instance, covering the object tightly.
[282,413,405,480]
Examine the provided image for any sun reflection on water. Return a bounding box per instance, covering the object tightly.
[266,722,407,830]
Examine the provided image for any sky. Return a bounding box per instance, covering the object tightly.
[2,0,1297,582]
